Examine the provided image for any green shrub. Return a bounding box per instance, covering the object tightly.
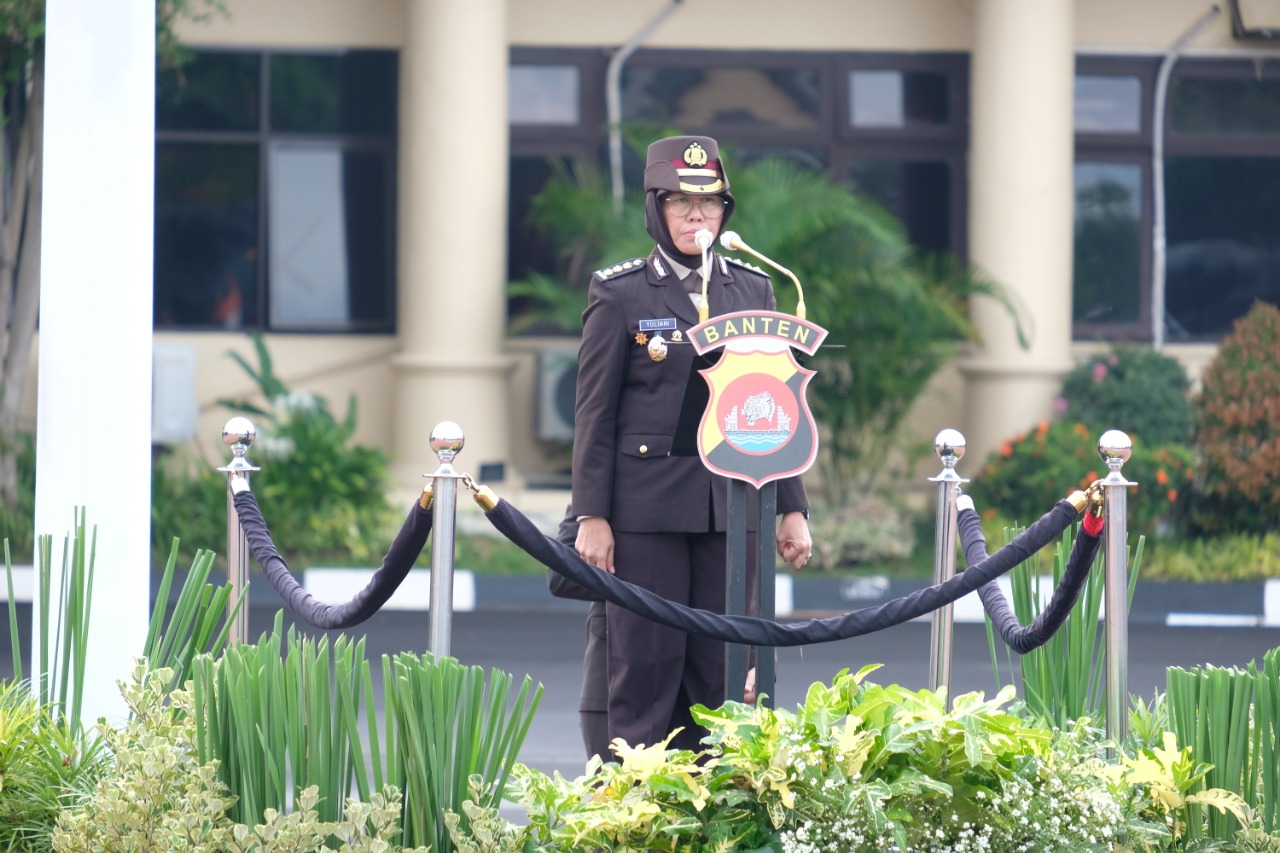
[1141,532,1280,583]
[151,448,227,568]
[1194,301,1280,536]
[1058,344,1195,445]
[508,666,1261,852]
[0,680,108,853]
[967,420,1195,538]
[806,495,916,570]
[218,334,399,566]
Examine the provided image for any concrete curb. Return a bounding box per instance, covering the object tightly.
[3,566,1276,628]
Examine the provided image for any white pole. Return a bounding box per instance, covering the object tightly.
[34,0,155,723]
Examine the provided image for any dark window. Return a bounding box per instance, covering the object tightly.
[847,159,953,252]
[1073,161,1143,326]
[508,156,558,283]
[156,52,259,133]
[1164,157,1280,339]
[1171,59,1280,135]
[269,52,398,135]
[155,49,398,332]
[154,144,259,328]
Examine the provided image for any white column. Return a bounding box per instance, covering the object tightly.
[393,0,514,487]
[35,0,154,720]
[961,0,1076,462]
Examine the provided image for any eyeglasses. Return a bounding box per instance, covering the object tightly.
[664,195,727,218]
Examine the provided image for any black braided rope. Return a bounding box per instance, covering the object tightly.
[484,497,1080,647]
[233,490,433,630]
[957,507,1102,654]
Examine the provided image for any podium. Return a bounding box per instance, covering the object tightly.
[681,310,828,706]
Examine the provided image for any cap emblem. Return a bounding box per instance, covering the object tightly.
[683,142,709,168]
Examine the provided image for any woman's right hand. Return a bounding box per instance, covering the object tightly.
[575,516,616,574]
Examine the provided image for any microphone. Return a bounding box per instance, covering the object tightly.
[695,229,714,322]
[718,232,807,320]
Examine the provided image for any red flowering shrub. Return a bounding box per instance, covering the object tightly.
[966,420,1194,537]
[1194,301,1280,535]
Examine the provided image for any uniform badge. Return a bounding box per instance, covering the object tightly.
[634,331,649,346]
[688,311,829,488]
[647,334,668,362]
[683,142,709,168]
[672,330,684,343]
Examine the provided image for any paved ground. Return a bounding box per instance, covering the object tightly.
[5,604,1280,784]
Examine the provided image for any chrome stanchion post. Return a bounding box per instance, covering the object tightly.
[425,421,466,658]
[928,428,967,701]
[1100,429,1135,749]
[219,417,259,646]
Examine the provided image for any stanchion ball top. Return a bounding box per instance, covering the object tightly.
[934,428,966,462]
[430,421,466,458]
[1097,429,1132,464]
[222,417,256,449]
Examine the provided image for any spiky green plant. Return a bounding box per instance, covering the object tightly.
[189,613,541,853]
[984,521,1143,730]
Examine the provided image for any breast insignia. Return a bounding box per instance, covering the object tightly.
[594,258,645,281]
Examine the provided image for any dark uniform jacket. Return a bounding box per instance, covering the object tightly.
[572,246,808,532]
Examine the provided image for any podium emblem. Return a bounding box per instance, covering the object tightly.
[689,310,827,487]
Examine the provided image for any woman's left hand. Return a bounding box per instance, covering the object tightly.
[776,511,813,570]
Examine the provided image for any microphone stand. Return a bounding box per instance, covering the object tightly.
[720,232,807,320]
[695,229,714,323]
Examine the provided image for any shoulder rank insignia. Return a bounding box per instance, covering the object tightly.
[594,258,644,281]
[724,255,768,276]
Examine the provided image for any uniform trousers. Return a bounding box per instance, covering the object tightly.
[578,600,610,760]
[606,528,755,753]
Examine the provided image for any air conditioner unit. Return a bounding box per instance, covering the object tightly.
[152,343,198,445]
[536,347,578,443]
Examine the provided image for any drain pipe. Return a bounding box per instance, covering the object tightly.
[607,0,683,214]
[1151,4,1221,351]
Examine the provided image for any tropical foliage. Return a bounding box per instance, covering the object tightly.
[499,666,1258,852]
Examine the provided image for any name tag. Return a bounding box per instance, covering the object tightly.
[638,318,678,332]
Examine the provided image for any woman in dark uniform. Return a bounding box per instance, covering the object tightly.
[571,135,812,754]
